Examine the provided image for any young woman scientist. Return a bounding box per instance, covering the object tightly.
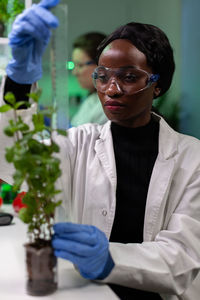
[1,0,200,299]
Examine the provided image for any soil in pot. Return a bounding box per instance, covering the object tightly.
[25,239,57,296]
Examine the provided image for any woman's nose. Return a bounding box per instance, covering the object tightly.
[105,79,123,97]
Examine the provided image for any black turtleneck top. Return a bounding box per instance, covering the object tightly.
[109,118,162,299]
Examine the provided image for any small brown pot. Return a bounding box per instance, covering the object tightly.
[25,240,57,296]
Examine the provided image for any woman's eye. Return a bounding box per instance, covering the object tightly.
[123,74,137,82]
[98,74,107,82]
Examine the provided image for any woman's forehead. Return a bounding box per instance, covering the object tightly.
[98,39,149,71]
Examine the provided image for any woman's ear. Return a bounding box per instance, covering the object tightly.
[154,86,161,97]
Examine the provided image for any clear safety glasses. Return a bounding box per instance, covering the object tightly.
[67,60,96,71]
[92,66,160,95]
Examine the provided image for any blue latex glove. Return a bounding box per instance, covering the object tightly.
[6,0,60,84]
[52,222,114,280]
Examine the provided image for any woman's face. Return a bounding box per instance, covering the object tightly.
[72,48,97,92]
[97,39,160,128]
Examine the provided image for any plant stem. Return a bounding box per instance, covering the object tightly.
[13,109,20,141]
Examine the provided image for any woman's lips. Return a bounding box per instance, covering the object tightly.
[104,100,125,111]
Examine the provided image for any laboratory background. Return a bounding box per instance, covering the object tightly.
[1,1,200,298]
[0,0,199,136]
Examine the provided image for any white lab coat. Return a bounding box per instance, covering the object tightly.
[1,82,200,299]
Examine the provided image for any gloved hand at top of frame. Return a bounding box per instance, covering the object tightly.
[6,0,60,84]
[52,222,115,280]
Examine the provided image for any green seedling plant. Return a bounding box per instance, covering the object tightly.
[0,91,66,246]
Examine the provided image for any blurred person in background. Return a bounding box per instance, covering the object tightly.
[70,32,107,126]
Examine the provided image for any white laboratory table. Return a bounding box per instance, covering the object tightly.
[0,205,119,300]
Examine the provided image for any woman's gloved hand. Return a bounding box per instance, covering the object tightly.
[52,222,115,280]
[6,0,60,84]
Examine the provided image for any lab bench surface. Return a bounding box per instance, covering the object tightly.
[0,205,119,300]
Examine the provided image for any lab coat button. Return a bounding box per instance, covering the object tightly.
[102,210,107,216]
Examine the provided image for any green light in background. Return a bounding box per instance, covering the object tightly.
[66,61,75,70]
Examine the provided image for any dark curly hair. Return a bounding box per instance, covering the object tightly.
[96,22,175,98]
[73,32,106,62]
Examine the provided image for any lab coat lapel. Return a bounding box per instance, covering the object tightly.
[144,115,179,241]
[143,157,176,241]
[94,121,117,188]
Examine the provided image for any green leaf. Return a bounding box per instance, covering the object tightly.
[43,202,56,215]
[27,89,42,103]
[32,113,45,132]
[19,207,32,224]
[13,171,25,191]
[14,101,30,110]
[50,142,60,153]
[55,200,62,206]
[57,129,67,136]
[4,92,16,106]
[17,122,29,132]
[4,126,14,137]
[0,104,12,112]
[39,106,55,117]
[28,139,46,154]
[5,147,15,162]
[22,194,36,207]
